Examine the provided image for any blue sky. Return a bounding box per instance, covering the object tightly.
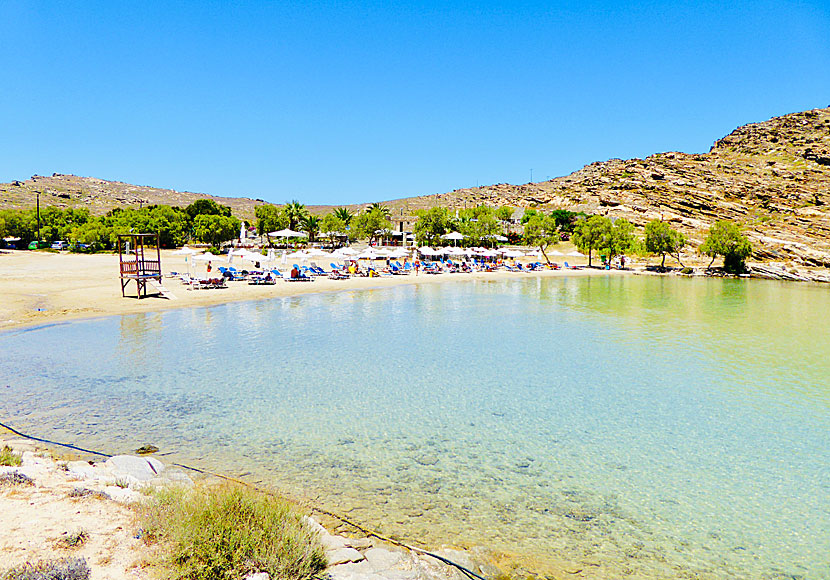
[2,1,828,205]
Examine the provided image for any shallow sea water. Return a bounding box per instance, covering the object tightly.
[1,275,828,579]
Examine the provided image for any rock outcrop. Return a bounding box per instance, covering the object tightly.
[390,107,830,267]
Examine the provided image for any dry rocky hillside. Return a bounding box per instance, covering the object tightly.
[2,107,829,265]
[401,107,830,266]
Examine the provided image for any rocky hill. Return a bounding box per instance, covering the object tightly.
[2,107,829,265]
[398,107,830,266]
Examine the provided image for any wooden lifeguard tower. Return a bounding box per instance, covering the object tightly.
[117,233,162,299]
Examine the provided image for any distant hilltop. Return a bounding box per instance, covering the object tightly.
[1,107,829,265]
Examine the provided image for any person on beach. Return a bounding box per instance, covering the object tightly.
[207,261,212,273]
[415,260,420,276]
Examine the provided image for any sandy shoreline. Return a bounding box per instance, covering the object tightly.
[0,249,620,332]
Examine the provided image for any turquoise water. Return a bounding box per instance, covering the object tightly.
[1,275,828,579]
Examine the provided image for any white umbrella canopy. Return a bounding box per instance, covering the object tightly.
[502,249,524,258]
[357,249,379,260]
[268,229,307,238]
[548,249,565,256]
[442,231,465,240]
[373,248,391,257]
[172,246,199,255]
[332,247,358,257]
[172,246,199,274]
[566,250,585,257]
[389,248,410,258]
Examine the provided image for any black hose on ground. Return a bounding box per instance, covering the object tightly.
[0,420,488,580]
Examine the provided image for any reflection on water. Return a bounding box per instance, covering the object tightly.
[1,276,829,579]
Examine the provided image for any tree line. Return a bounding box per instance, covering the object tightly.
[0,198,752,271]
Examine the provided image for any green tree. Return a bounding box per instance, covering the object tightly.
[572,215,611,266]
[520,208,539,225]
[523,214,560,264]
[366,202,390,218]
[283,200,308,230]
[320,213,347,239]
[413,207,455,246]
[193,214,241,249]
[299,215,321,242]
[185,199,231,219]
[333,207,354,227]
[549,209,581,233]
[255,205,288,243]
[495,206,514,223]
[70,220,113,251]
[644,220,687,269]
[700,220,752,273]
[352,208,392,244]
[604,218,636,263]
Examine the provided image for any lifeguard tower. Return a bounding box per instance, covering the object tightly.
[117,233,162,299]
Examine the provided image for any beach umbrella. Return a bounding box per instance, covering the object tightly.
[442,231,465,246]
[172,246,199,274]
[503,249,524,258]
[268,228,308,238]
[548,249,565,256]
[566,250,585,257]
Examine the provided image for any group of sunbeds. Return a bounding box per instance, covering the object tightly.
[169,258,576,288]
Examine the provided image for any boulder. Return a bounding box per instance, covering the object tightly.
[327,547,365,565]
[363,547,404,571]
[105,455,165,481]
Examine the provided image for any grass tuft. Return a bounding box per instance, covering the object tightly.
[55,531,89,550]
[0,446,22,467]
[0,472,33,487]
[68,488,110,500]
[137,484,327,580]
[0,557,90,580]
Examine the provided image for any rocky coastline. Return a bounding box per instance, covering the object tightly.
[0,438,499,580]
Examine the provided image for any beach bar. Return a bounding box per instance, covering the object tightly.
[117,233,162,299]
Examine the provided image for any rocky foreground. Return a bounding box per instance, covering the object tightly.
[0,438,495,580]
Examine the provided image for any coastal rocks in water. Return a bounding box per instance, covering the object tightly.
[64,454,191,491]
[414,454,439,466]
[104,454,165,481]
[363,547,404,571]
[134,444,159,455]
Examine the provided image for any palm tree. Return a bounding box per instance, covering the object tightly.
[300,215,321,242]
[284,200,308,230]
[366,202,390,218]
[333,207,354,227]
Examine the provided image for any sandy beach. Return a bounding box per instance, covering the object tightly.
[0,249,618,332]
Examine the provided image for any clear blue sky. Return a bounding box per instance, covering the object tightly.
[2,1,828,205]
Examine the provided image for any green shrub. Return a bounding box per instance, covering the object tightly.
[137,485,326,580]
[0,557,89,580]
[0,446,22,466]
